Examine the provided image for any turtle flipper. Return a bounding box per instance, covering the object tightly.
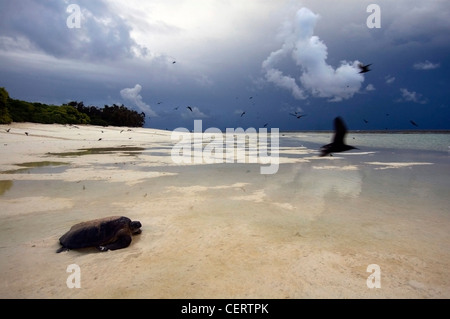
[97,232,132,252]
[56,246,69,253]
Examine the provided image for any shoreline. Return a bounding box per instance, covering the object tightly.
[283,130,450,134]
[3,121,450,133]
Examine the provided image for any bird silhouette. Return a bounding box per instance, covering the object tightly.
[240,111,246,117]
[363,119,368,124]
[172,61,176,64]
[5,128,10,132]
[358,63,372,73]
[187,106,193,112]
[319,117,358,157]
[290,113,307,119]
[410,120,419,127]
[25,132,29,136]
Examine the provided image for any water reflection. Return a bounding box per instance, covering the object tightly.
[0,180,13,196]
[1,161,69,174]
[272,161,363,219]
[47,146,145,157]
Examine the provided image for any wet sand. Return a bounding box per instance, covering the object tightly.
[0,123,449,298]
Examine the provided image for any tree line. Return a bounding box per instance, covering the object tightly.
[0,87,145,127]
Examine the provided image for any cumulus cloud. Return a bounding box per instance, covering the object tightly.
[398,88,427,104]
[182,106,208,119]
[262,7,364,102]
[385,75,396,84]
[413,60,440,70]
[120,84,158,117]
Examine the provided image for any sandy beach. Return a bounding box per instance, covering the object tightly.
[0,122,449,299]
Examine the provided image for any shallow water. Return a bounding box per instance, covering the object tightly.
[282,132,450,152]
[47,146,146,157]
[0,133,449,298]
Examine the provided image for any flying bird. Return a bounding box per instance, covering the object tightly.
[319,117,358,157]
[363,119,368,124]
[263,123,268,128]
[25,132,29,136]
[358,63,372,73]
[187,106,193,112]
[410,120,419,127]
[5,128,10,132]
[290,113,307,119]
[172,61,176,64]
[240,111,246,117]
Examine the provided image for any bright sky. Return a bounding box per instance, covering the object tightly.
[0,0,449,130]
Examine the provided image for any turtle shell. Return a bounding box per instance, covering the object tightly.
[59,216,134,250]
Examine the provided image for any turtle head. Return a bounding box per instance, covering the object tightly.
[130,220,142,235]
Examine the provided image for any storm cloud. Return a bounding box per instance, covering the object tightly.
[0,0,147,61]
[1,0,449,130]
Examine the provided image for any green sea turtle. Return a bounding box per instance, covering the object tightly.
[56,216,142,253]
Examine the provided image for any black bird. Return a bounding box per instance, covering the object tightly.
[25,132,29,136]
[5,128,10,132]
[290,113,307,119]
[240,111,246,117]
[319,117,358,157]
[172,61,176,64]
[410,120,419,127]
[363,119,368,124]
[263,123,268,127]
[187,106,193,112]
[358,63,372,73]
[249,96,253,99]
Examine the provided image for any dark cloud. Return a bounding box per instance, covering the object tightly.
[0,0,147,61]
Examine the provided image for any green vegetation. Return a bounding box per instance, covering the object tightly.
[0,87,145,127]
[68,101,145,127]
[0,87,12,124]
